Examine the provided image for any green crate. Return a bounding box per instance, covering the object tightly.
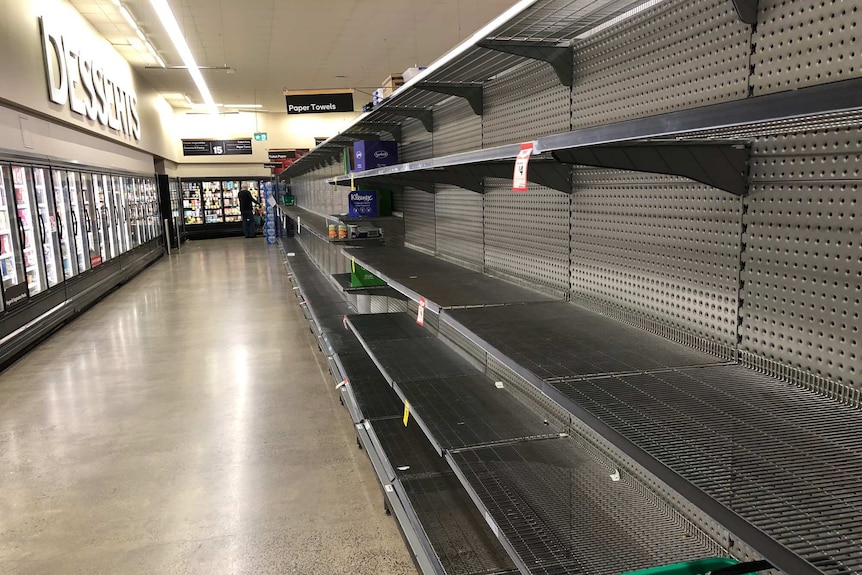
[350,261,386,287]
[620,558,749,575]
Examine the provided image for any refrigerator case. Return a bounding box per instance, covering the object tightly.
[1,165,28,309]
[12,166,47,296]
[31,167,62,288]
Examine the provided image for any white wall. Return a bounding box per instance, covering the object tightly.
[0,0,176,163]
[0,104,156,174]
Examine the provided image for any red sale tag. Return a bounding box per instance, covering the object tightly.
[512,142,534,192]
[416,297,426,326]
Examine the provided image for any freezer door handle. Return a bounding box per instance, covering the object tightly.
[38,215,46,245]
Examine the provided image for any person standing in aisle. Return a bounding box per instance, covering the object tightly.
[238,182,260,238]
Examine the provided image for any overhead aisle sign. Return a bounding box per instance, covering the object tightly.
[284,90,354,114]
[181,139,252,156]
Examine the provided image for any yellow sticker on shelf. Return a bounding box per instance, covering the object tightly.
[350,173,355,191]
[351,256,356,273]
[403,401,410,427]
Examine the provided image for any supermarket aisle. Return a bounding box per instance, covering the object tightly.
[0,239,416,575]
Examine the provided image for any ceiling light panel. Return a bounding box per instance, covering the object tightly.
[149,0,215,110]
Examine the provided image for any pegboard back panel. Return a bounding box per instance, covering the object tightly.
[571,169,743,348]
[482,60,571,148]
[740,128,861,398]
[752,0,861,95]
[402,187,436,253]
[432,96,482,157]
[434,185,483,270]
[571,0,750,128]
[399,117,434,162]
[483,178,571,296]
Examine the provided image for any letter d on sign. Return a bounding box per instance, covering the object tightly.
[40,17,68,106]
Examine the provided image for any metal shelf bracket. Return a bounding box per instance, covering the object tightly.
[449,161,571,194]
[416,82,484,115]
[478,39,573,87]
[731,0,759,24]
[385,108,434,132]
[553,142,751,196]
[361,122,403,142]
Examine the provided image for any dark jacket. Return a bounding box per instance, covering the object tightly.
[238,189,258,214]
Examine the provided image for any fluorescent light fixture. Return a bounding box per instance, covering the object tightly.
[119,6,139,30]
[144,40,166,68]
[149,0,216,111]
[223,104,262,108]
[575,0,669,39]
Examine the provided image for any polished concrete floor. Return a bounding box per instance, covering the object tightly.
[0,238,417,575]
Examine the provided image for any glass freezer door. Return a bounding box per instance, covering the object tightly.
[80,173,102,267]
[51,169,77,279]
[92,174,112,262]
[12,166,47,296]
[182,181,202,224]
[203,181,223,224]
[0,165,28,308]
[100,175,117,259]
[66,172,90,274]
[127,178,139,247]
[112,176,130,253]
[143,179,154,242]
[31,167,62,288]
[223,180,240,223]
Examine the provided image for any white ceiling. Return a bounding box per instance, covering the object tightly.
[69,0,517,112]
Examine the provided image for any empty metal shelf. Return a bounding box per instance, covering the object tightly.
[348,312,437,342]
[336,351,405,421]
[449,436,720,575]
[344,247,556,311]
[445,302,722,380]
[347,314,561,452]
[368,418,452,480]
[554,365,862,575]
[400,474,520,575]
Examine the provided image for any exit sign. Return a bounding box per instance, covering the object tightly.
[254,132,268,141]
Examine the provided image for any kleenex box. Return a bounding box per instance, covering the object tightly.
[353,141,398,172]
[348,190,381,217]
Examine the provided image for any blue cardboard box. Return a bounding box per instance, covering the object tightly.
[348,190,380,217]
[353,141,398,172]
